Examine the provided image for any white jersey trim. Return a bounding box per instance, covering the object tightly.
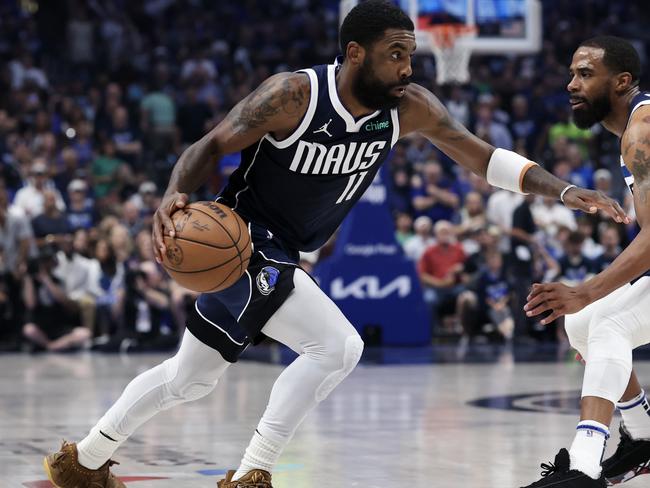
[620,94,650,191]
[195,301,246,346]
[390,108,400,147]
[327,64,380,132]
[264,69,319,149]
[258,250,295,266]
[233,138,264,210]
[236,270,253,323]
[628,94,650,122]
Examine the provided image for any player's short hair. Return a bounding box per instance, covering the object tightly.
[340,0,414,57]
[579,36,641,86]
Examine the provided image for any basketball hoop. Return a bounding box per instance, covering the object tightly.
[425,23,478,85]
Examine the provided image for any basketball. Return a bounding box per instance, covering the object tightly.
[161,201,252,293]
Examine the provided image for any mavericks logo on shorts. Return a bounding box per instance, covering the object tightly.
[256,266,280,295]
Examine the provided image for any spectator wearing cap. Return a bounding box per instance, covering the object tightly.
[13,160,66,217]
[128,181,159,225]
[594,168,613,194]
[65,179,97,231]
[403,215,435,261]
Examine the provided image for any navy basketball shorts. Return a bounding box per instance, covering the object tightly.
[186,221,300,362]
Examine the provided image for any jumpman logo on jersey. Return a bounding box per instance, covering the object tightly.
[313,119,333,137]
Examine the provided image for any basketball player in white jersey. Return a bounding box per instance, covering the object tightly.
[43,4,628,488]
[523,37,650,487]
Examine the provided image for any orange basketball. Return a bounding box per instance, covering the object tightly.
[161,201,252,293]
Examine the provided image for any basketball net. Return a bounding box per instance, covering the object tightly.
[426,24,477,85]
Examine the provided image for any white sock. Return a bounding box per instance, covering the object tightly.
[77,425,124,470]
[569,420,610,480]
[618,390,650,440]
[233,431,282,480]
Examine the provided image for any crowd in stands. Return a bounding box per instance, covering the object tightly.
[0,0,648,351]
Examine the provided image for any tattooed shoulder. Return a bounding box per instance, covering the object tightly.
[231,72,310,135]
[624,131,650,203]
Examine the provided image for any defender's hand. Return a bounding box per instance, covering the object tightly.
[152,192,189,263]
[561,187,629,224]
[524,282,591,325]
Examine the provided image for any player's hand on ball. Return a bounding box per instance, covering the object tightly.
[561,187,629,224]
[153,191,189,263]
[524,282,591,325]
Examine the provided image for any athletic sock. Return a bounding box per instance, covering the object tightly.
[233,431,282,480]
[77,425,124,470]
[569,420,610,480]
[618,389,650,439]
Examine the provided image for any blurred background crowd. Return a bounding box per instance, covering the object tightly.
[0,0,648,352]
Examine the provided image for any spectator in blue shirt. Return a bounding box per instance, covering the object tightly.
[411,160,460,224]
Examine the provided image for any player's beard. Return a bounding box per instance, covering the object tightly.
[572,84,612,129]
[352,58,409,110]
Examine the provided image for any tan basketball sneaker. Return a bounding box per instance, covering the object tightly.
[43,441,125,488]
[217,469,273,487]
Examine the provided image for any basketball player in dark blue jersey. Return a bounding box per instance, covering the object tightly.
[522,37,650,488]
[43,3,629,488]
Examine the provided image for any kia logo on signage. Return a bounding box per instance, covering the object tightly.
[330,276,411,299]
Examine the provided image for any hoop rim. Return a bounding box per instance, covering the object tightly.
[421,23,478,49]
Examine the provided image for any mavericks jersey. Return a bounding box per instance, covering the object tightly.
[218,62,400,252]
[620,92,650,193]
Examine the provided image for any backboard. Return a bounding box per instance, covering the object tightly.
[340,0,542,55]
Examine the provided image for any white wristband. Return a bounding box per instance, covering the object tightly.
[486,148,538,194]
[560,184,577,203]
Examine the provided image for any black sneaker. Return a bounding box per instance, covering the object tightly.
[520,448,606,487]
[602,422,650,485]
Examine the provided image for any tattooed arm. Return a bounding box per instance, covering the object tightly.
[524,107,650,323]
[398,84,492,177]
[166,72,309,195]
[152,72,310,261]
[399,85,627,219]
[581,108,650,296]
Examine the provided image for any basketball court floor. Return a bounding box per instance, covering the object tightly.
[3,350,649,487]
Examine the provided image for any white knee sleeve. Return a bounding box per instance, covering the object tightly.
[101,329,230,438]
[565,313,589,359]
[315,334,364,402]
[583,315,633,404]
[163,355,220,405]
[581,279,650,404]
[564,283,632,361]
